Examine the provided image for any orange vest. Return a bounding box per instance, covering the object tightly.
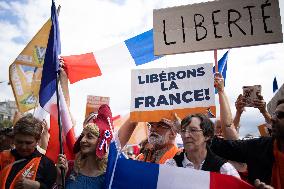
[137,145,180,164]
[0,152,41,189]
[0,150,15,172]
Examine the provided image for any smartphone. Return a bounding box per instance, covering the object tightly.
[242,85,261,107]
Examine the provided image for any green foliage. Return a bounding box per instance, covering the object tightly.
[0,119,13,128]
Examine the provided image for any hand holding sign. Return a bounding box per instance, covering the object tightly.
[235,94,246,114]
[173,113,182,134]
[242,85,262,107]
[214,72,224,93]
[253,93,267,114]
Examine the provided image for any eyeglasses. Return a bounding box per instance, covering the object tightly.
[272,111,284,119]
[180,127,203,135]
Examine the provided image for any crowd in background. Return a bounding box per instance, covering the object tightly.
[0,73,283,189]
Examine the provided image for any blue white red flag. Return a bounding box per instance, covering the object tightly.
[213,50,229,94]
[105,141,253,189]
[62,29,162,84]
[38,1,75,162]
[39,0,60,111]
[213,51,229,82]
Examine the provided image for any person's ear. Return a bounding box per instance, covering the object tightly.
[169,131,176,140]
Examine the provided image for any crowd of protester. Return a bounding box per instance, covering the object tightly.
[0,72,283,189]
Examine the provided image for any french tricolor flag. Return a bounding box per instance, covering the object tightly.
[105,143,254,189]
[62,29,162,84]
[39,0,75,162]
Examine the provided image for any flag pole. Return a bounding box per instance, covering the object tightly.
[56,67,65,189]
[55,4,65,189]
[214,49,218,73]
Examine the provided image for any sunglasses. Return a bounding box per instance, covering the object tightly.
[273,111,284,119]
[147,122,171,129]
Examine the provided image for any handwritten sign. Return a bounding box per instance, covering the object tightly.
[85,95,110,118]
[130,63,216,122]
[153,0,283,55]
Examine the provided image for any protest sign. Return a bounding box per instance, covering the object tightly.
[85,95,110,117]
[153,0,283,55]
[242,85,261,107]
[130,63,215,122]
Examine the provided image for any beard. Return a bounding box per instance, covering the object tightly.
[148,132,165,146]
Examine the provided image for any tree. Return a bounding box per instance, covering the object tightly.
[0,119,13,128]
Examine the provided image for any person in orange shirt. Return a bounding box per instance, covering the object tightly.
[119,117,179,164]
[0,114,56,189]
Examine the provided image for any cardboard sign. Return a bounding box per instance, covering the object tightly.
[242,85,261,107]
[130,63,216,122]
[267,83,284,115]
[153,0,283,55]
[85,95,110,117]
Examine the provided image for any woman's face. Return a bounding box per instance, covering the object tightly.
[180,117,208,152]
[14,134,37,157]
[80,129,99,155]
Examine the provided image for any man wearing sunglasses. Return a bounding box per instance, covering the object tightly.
[211,98,284,189]
[135,119,180,164]
[118,116,179,164]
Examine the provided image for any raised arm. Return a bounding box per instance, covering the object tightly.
[117,115,138,149]
[233,94,245,132]
[38,120,49,152]
[214,73,238,140]
[254,93,272,124]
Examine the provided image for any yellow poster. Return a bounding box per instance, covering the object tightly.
[9,19,51,113]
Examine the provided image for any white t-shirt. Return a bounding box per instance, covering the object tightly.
[165,153,240,178]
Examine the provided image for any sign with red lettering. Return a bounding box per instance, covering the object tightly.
[153,0,283,55]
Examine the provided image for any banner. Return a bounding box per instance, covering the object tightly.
[130,63,215,122]
[153,0,283,55]
[9,19,51,112]
[85,95,110,117]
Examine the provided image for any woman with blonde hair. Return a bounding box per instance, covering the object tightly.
[56,104,113,189]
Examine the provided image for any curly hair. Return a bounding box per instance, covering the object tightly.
[71,123,108,179]
[14,113,43,140]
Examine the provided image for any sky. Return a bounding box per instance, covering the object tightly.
[0,0,284,137]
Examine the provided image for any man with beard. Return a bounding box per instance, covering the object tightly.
[118,118,179,164]
[136,120,179,164]
[210,98,284,189]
